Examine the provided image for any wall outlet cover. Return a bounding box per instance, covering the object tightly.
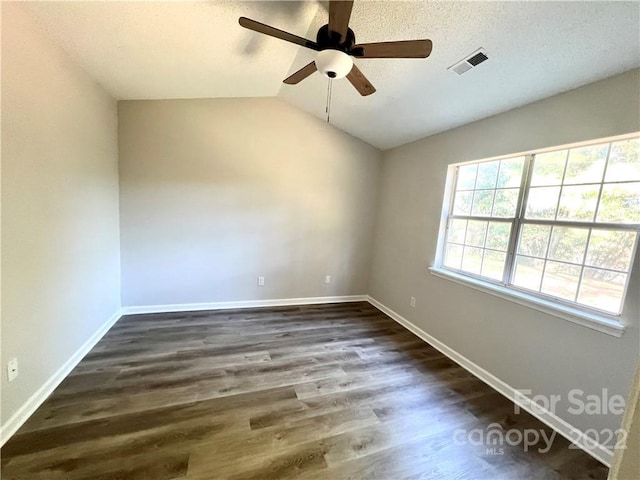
[7,358,18,382]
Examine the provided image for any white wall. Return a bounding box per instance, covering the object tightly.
[1,3,121,429]
[118,98,381,307]
[369,69,640,444]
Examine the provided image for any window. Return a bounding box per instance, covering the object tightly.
[437,135,640,316]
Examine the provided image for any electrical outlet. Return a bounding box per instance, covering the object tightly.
[7,358,18,382]
[325,275,331,284]
[257,276,265,287]
[410,296,416,308]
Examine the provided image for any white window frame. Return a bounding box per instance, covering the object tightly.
[431,133,640,337]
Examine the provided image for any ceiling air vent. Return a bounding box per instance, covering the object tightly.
[448,48,489,75]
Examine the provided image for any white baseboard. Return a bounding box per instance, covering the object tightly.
[0,309,122,447]
[366,296,614,467]
[121,295,368,315]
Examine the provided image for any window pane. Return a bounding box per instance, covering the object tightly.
[476,161,499,189]
[531,150,567,186]
[556,184,599,222]
[492,189,519,218]
[586,229,637,272]
[597,182,640,224]
[471,190,495,216]
[445,138,639,315]
[486,222,512,251]
[605,139,640,183]
[497,157,525,188]
[578,268,626,313]
[453,191,473,215]
[513,256,544,291]
[525,186,560,219]
[540,261,581,301]
[444,244,463,269]
[548,226,589,264]
[481,250,506,281]
[448,219,467,244]
[465,220,487,247]
[461,246,483,274]
[564,144,608,185]
[457,164,478,190]
[518,224,551,258]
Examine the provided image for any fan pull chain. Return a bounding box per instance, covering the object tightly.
[325,78,333,123]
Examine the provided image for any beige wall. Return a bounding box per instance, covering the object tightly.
[369,69,640,443]
[118,98,381,307]
[1,4,121,427]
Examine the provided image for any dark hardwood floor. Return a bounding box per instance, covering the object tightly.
[1,302,608,479]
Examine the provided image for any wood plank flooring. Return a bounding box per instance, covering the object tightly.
[1,302,608,479]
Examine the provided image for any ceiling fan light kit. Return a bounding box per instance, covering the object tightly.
[315,50,353,79]
[238,0,433,96]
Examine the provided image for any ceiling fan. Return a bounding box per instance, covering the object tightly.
[239,1,432,96]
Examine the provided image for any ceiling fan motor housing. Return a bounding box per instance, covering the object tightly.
[316,24,356,52]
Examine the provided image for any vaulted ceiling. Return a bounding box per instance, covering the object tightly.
[18,1,640,150]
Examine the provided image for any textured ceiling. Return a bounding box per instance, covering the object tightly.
[18,1,320,98]
[17,1,640,150]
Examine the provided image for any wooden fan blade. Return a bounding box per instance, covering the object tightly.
[283,62,317,84]
[352,39,433,58]
[346,64,376,96]
[239,17,321,51]
[328,1,354,43]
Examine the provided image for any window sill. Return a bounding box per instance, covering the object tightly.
[428,267,625,338]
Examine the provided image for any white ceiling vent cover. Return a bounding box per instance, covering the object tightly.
[448,48,489,75]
